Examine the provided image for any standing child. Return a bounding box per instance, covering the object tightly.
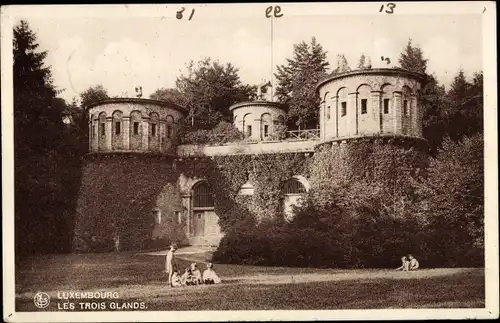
[203,263,222,284]
[165,244,178,287]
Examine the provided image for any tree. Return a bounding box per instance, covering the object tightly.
[80,84,109,108]
[415,134,484,266]
[14,20,70,255]
[398,39,428,74]
[443,70,483,141]
[274,37,330,130]
[149,88,187,107]
[333,54,351,74]
[357,53,371,70]
[175,58,255,130]
[397,38,447,153]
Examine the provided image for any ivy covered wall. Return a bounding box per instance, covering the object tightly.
[73,153,185,252]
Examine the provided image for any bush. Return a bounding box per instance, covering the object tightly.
[182,121,244,145]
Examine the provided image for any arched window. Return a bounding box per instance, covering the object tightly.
[98,112,107,151]
[282,178,307,194]
[193,181,214,208]
[112,110,123,150]
[261,113,272,139]
[129,110,142,150]
[149,112,160,152]
[243,113,252,138]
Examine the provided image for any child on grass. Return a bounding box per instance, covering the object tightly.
[202,263,221,284]
[171,270,182,287]
[395,256,409,271]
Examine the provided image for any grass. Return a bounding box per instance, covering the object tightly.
[15,252,485,311]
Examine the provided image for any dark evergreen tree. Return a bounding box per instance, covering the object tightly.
[14,20,67,254]
[274,37,330,130]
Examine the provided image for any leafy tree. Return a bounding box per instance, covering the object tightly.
[332,54,351,74]
[80,84,109,108]
[275,37,330,130]
[357,53,371,70]
[176,58,255,130]
[149,87,187,107]
[415,134,484,266]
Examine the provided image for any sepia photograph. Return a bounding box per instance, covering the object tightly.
[1,2,498,321]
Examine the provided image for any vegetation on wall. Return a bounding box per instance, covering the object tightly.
[73,155,182,253]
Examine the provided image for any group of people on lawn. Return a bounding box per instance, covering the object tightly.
[395,254,420,271]
[165,244,221,287]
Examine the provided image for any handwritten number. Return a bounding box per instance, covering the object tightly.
[177,7,195,20]
[380,3,396,14]
[265,6,283,18]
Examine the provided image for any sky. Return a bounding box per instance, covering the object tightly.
[16,5,483,103]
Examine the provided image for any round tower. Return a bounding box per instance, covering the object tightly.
[316,68,426,143]
[87,98,187,154]
[73,98,189,253]
[229,101,287,141]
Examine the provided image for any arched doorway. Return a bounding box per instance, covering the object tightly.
[191,181,221,245]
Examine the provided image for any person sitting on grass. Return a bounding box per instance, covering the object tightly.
[202,263,221,284]
[408,254,419,271]
[171,270,182,287]
[181,267,195,286]
[190,263,203,285]
[395,256,409,271]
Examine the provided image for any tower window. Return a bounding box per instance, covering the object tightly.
[166,125,172,139]
[327,106,331,120]
[151,123,157,137]
[403,100,408,115]
[100,123,105,136]
[384,99,390,114]
[133,122,139,135]
[153,209,161,224]
[92,125,96,138]
[247,125,252,137]
[341,102,347,117]
[115,122,121,135]
[361,99,367,114]
[264,125,269,137]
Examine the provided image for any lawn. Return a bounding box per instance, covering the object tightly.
[15,251,485,311]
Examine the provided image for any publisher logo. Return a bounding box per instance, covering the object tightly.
[34,292,50,309]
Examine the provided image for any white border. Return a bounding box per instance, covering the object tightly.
[2,2,498,322]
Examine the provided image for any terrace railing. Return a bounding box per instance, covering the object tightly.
[285,129,320,141]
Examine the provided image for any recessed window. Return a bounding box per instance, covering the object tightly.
[341,102,347,117]
[264,125,269,137]
[115,122,121,135]
[361,99,367,114]
[151,123,157,137]
[327,106,331,120]
[100,123,105,136]
[384,99,390,114]
[403,100,408,115]
[92,125,96,138]
[166,125,172,139]
[133,122,139,135]
[176,212,182,224]
[153,209,161,224]
[247,125,252,137]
